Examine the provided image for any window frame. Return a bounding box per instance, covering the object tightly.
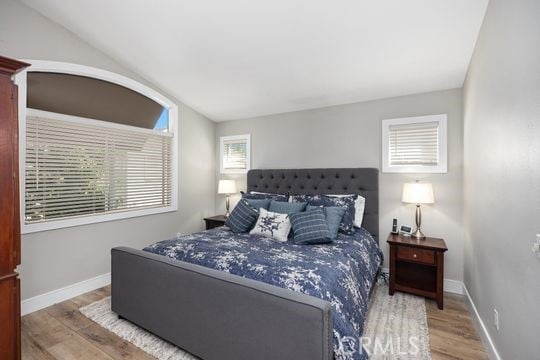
[14,61,179,234]
[381,114,447,173]
[219,134,251,174]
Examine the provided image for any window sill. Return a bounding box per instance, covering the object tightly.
[220,169,249,174]
[21,205,177,234]
[382,164,448,174]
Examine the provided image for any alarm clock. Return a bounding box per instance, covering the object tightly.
[399,225,413,236]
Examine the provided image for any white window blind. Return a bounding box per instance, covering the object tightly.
[25,110,172,224]
[223,139,247,169]
[389,121,439,166]
[220,134,250,174]
[382,114,447,173]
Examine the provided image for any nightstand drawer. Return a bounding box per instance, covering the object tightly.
[397,246,435,265]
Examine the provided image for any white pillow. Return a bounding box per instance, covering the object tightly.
[249,208,291,242]
[354,196,366,227]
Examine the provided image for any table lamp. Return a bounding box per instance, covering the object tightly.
[218,180,237,217]
[401,181,434,239]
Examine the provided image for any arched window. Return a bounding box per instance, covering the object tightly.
[15,61,178,233]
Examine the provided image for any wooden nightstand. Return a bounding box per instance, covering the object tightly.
[204,215,227,230]
[387,233,448,309]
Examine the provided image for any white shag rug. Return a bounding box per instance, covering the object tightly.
[80,285,430,360]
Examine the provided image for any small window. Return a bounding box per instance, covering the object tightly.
[220,134,251,174]
[382,114,447,173]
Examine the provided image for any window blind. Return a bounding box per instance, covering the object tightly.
[388,121,439,166]
[25,112,172,223]
[222,139,247,170]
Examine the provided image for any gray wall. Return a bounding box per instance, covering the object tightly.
[0,0,216,300]
[216,89,464,282]
[463,0,540,358]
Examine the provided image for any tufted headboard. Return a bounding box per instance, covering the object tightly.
[247,168,379,244]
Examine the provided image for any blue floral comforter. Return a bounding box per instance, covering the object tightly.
[143,227,383,360]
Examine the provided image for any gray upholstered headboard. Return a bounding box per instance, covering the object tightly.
[247,168,379,244]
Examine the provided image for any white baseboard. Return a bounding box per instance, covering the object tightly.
[20,267,463,316]
[381,267,464,295]
[463,284,502,360]
[21,273,111,316]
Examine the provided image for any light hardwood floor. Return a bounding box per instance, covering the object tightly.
[426,294,489,360]
[22,287,488,359]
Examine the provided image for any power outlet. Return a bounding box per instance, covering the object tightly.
[493,308,500,331]
[533,234,540,256]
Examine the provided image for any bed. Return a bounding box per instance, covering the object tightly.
[111,168,381,360]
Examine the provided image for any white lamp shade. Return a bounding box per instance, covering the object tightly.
[402,182,434,204]
[218,179,237,194]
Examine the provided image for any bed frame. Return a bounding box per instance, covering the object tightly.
[111,168,379,360]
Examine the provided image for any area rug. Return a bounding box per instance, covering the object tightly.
[80,285,430,360]
[363,285,431,359]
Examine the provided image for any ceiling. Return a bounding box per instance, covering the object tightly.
[21,0,488,121]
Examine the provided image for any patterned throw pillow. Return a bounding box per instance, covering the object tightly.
[225,199,259,233]
[291,194,357,234]
[306,205,345,240]
[328,194,366,228]
[244,198,271,211]
[290,208,332,245]
[249,208,291,242]
[241,191,289,202]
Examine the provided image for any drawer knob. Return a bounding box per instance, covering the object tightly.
[413,253,417,258]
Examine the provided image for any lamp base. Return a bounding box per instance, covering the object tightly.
[412,228,426,239]
[413,204,426,239]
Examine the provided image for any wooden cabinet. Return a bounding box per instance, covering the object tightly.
[387,233,448,309]
[203,215,227,230]
[0,56,29,360]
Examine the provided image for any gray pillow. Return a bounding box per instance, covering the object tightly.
[307,205,345,240]
[269,200,307,215]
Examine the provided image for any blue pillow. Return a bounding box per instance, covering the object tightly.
[244,198,271,211]
[290,209,332,245]
[292,194,357,234]
[241,191,289,202]
[269,200,307,215]
[306,205,345,240]
[225,199,259,233]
